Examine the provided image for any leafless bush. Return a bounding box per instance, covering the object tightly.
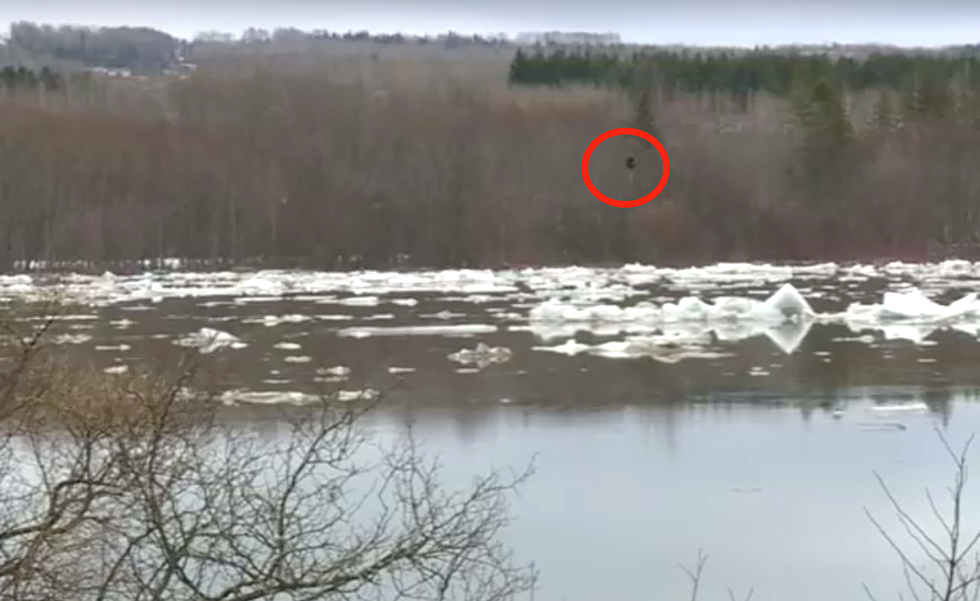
[865,429,980,601]
[0,324,537,601]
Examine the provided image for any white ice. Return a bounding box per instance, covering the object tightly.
[337,324,498,338]
[448,343,512,369]
[2,259,980,308]
[173,328,246,354]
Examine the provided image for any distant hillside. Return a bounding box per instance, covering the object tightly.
[0,22,183,74]
[0,22,977,77]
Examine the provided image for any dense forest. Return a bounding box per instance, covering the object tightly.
[0,25,979,270]
[508,47,980,109]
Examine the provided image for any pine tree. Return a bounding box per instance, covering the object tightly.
[793,78,857,208]
[871,91,901,131]
[797,79,853,142]
[507,49,528,85]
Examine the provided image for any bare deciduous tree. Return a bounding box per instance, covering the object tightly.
[0,325,538,601]
[865,429,980,601]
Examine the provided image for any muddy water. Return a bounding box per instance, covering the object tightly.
[6,267,980,600]
[16,276,980,407]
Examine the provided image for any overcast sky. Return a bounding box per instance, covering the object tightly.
[0,0,977,47]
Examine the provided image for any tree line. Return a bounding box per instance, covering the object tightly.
[508,47,980,107]
[0,66,63,91]
[6,21,181,73]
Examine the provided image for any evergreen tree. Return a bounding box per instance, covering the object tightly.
[871,91,901,131]
[508,49,528,84]
[794,79,856,208]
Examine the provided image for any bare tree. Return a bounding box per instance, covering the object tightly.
[0,324,538,601]
[864,429,980,601]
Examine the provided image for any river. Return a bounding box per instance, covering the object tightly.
[5,260,980,600]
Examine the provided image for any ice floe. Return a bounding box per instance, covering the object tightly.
[318,365,351,377]
[242,314,313,327]
[535,336,734,363]
[448,343,513,369]
[220,387,379,406]
[174,328,246,354]
[7,262,980,369]
[3,259,980,309]
[95,344,132,352]
[517,278,980,361]
[50,333,94,345]
[528,283,813,330]
[273,342,303,351]
[337,324,498,338]
[527,282,980,347]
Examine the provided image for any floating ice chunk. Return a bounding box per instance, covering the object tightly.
[842,264,879,279]
[880,289,948,320]
[103,365,129,375]
[317,365,351,377]
[220,388,378,406]
[338,324,497,338]
[589,341,632,358]
[221,390,319,406]
[448,342,512,369]
[660,296,712,322]
[240,275,282,295]
[569,337,733,363]
[528,283,812,328]
[530,301,631,323]
[849,288,980,324]
[174,328,245,354]
[947,292,980,316]
[751,283,815,321]
[335,295,380,307]
[937,259,974,277]
[533,339,592,356]
[49,333,93,345]
[95,344,132,352]
[881,325,938,344]
[953,323,980,337]
[273,342,302,351]
[338,389,379,402]
[283,356,312,364]
[243,314,313,327]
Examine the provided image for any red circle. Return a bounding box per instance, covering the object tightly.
[581,128,670,208]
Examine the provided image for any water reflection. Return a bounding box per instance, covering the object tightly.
[365,388,980,601]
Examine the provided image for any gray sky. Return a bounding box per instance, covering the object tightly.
[0,0,977,47]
